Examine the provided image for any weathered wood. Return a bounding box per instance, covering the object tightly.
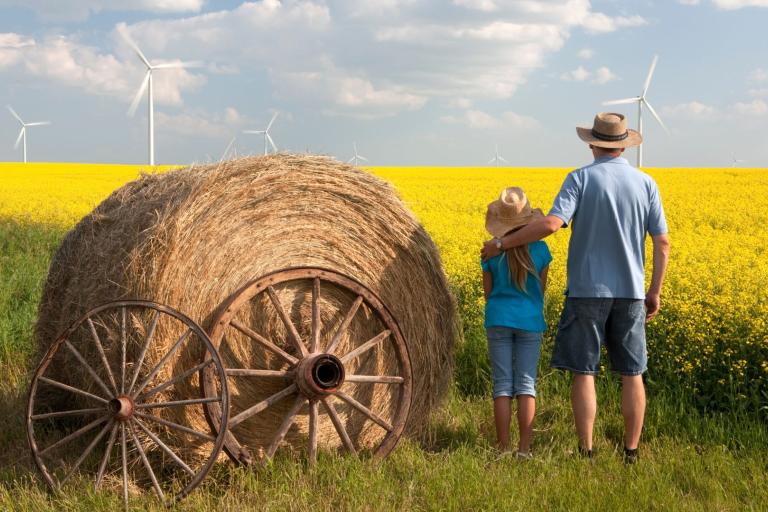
[325,296,364,355]
[230,319,298,365]
[265,396,306,459]
[308,399,318,463]
[228,384,297,429]
[310,278,321,353]
[322,397,356,455]
[335,391,393,432]
[129,422,164,499]
[344,374,404,384]
[267,286,308,357]
[88,317,118,394]
[340,330,391,364]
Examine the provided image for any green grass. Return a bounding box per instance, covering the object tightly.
[1,218,767,511]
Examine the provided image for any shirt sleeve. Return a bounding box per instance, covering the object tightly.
[541,241,553,268]
[548,172,581,226]
[647,179,668,236]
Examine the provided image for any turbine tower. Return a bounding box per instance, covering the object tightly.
[121,27,201,166]
[488,144,508,167]
[243,113,278,155]
[7,105,50,163]
[347,142,368,166]
[603,55,669,167]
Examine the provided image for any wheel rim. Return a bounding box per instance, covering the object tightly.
[202,267,412,465]
[26,300,229,507]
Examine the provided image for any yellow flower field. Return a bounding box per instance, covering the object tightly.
[1,162,767,412]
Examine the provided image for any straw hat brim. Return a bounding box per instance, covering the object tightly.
[485,206,544,239]
[576,126,643,149]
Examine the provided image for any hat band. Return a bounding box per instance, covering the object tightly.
[591,129,628,142]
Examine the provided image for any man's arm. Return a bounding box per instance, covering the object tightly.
[645,233,670,321]
[481,215,563,260]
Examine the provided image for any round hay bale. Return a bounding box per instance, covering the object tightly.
[34,154,457,458]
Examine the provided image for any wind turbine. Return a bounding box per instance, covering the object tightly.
[243,113,278,155]
[347,142,368,166]
[488,144,508,167]
[731,153,746,168]
[603,55,669,167]
[221,136,237,161]
[7,105,50,163]
[122,28,202,166]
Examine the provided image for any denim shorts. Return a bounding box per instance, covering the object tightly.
[486,326,543,399]
[551,298,647,376]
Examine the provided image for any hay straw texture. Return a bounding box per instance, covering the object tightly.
[34,154,457,458]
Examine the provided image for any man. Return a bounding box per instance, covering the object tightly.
[481,112,670,463]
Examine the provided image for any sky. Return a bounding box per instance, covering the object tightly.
[0,0,766,167]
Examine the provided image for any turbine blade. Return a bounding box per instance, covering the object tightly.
[499,156,508,163]
[347,156,355,163]
[243,130,265,134]
[358,155,368,162]
[603,97,640,106]
[642,55,659,98]
[14,127,24,149]
[266,112,278,131]
[643,100,669,134]
[266,133,277,152]
[127,72,150,117]
[26,121,51,126]
[488,157,496,164]
[152,60,204,69]
[119,26,151,69]
[6,105,22,124]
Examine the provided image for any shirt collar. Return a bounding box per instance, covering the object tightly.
[593,156,629,165]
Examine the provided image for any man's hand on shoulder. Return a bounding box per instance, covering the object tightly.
[645,292,661,321]
[481,238,501,261]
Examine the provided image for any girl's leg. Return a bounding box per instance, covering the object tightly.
[487,327,515,451]
[516,395,535,453]
[494,397,512,451]
[512,330,543,454]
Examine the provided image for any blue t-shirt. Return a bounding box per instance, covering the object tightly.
[548,156,668,299]
[480,240,552,332]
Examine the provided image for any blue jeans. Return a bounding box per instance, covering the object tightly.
[486,326,543,399]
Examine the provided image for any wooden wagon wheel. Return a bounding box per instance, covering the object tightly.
[202,267,412,465]
[26,300,229,508]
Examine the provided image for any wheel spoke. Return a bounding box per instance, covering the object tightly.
[334,391,393,432]
[134,417,194,476]
[229,383,297,429]
[134,412,215,442]
[308,399,318,464]
[120,423,128,509]
[88,318,118,395]
[61,419,115,485]
[135,396,221,409]
[340,330,391,364]
[265,396,306,459]
[95,422,119,490]
[121,307,127,394]
[230,320,298,365]
[325,296,363,355]
[63,340,114,398]
[39,415,109,456]
[344,374,404,384]
[267,286,308,357]
[38,376,108,404]
[225,369,290,378]
[321,397,356,455]
[310,278,321,353]
[31,407,105,420]
[128,309,160,395]
[132,328,192,399]
[140,359,213,400]
[128,422,164,500]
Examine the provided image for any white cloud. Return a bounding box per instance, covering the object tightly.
[156,106,247,138]
[0,0,205,22]
[733,99,768,116]
[748,88,768,97]
[712,0,768,9]
[580,14,647,34]
[441,109,538,130]
[560,65,618,84]
[748,68,768,82]
[661,101,717,118]
[453,0,498,11]
[578,48,594,59]
[678,0,701,5]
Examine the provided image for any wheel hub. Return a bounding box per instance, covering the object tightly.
[109,395,135,421]
[295,353,345,398]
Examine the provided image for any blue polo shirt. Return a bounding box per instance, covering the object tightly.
[549,156,668,299]
[481,240,552,332]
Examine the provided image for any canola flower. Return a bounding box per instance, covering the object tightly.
[1,162,767,413]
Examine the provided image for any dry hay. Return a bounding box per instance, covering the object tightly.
[34,154,457,461]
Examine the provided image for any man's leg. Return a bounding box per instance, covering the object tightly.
[621,375,645,450]
[571,373,597,452]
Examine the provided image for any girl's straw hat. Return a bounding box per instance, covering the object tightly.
[485,187,544,238]
[576,112,642,149]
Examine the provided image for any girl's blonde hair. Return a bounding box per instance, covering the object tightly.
[504,228,537,292]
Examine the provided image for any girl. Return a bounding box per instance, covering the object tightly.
[481,187,552,459]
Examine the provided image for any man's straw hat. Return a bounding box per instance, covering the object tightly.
[576,112,642,149]
[485,187,544,238]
